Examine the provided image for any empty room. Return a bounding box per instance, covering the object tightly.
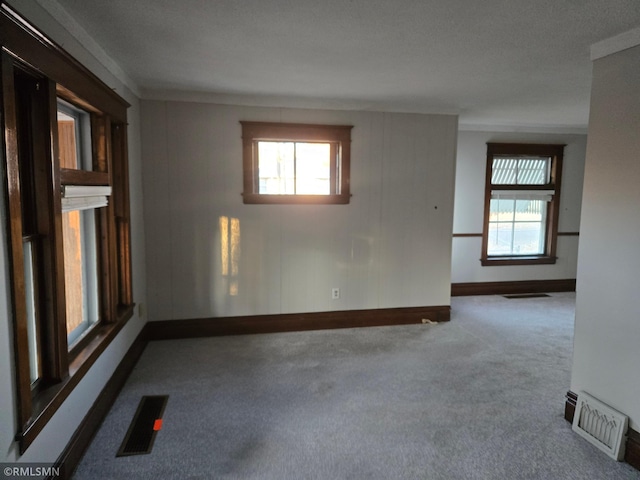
[1,1,639,478]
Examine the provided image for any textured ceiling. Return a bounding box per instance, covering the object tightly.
[51,0,640,128]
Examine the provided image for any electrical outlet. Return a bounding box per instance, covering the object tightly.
[332,288,340,300]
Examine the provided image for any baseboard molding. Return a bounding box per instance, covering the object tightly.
[52,325,149,480]
[627,429,640,472]
[451,279,576,297]
[147,305,451,340]
[564,390,640,471]
[564,390,578,423]
[49,305,449,477]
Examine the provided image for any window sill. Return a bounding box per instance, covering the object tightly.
[242,193,351,205]
[481,256,557,266]
[16,304,134,454]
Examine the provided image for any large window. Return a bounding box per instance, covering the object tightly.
[1,3,133,453]
[241,121,352,204]
[481,143,564,266]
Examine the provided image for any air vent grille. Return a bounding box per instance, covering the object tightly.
[572,391,628,461]
[117,395,168,456]
[502,293,550,299]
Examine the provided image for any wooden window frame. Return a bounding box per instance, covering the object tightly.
[240,121,353,204]
[1,3,133,453]
[481,143,564,266]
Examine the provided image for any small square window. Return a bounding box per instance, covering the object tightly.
[241,122,352,204]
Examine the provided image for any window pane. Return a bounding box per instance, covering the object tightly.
[258,141,294,194]
[487,222,513,256]
[513,222,545,255]
[517,158,550,184]
[492,156,550,185]
[57,100,92,171]
[63,209,99,346]
[295,143,331,194]
[488,198,547,256]
[514,199,544,222]
[23,241,41,384]
[491,158,517,184]
[489,198,515,222]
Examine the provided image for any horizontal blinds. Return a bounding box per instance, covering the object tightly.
[61,185,111,212]
[491,189,554,201]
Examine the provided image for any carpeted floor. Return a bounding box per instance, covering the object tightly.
[72,293,640,479]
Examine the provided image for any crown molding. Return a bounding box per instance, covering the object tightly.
[591,26,640,61]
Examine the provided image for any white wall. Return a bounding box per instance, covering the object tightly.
[141,101,458,321]
[571,43,640,430]
[451,130,586,284]
[0,0,147,462]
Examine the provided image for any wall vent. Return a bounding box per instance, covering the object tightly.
[572,391,628,461]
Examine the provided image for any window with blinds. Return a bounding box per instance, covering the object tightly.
[481,144,564,266]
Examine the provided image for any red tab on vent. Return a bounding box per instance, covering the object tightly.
[153,419,163,431]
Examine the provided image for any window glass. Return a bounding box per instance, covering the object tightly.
[57,100,92,171]
[62,209,100,346]
[491,156,551,185]
[23,241,40,384]
[488,198,547,255]
[294,143,331,194]
[258,141,332,195]
[241,122,351,204]
[258,141,295,194]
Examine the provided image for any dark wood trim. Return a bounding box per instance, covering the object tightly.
[454,232,578,238]
[451,279,576,296]
[627,429,640,472]
[1,49,33,430]
[2,4,135,453]
[18,308,134,453]
[547,146,563,260]
[241,193,351,205]
[240,121,353,142]
[52,324,148,480]
[481,143,564,266]
[240,121,352,205]
[565,390,578,423]
[564,390,640,471]
[147,305,451,341]
[0,3,129,121]
[487,142,566,157]
[481,255,557,266]
[60,169,109,186]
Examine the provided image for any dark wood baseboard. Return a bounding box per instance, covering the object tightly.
[627,429,640,472]
[49,305,448,477]
[564,390,578,423]
[564,390,640,471]
[52,325,149,480]
[147,305,451,340]
[451,279,576,297]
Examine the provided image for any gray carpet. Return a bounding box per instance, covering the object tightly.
[73,293,640,479]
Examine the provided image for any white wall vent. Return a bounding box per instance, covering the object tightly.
[572,391,628,461]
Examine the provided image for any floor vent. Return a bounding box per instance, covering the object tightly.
[117,395,168,457]
[502,293,550,299]
[572,391,628,461]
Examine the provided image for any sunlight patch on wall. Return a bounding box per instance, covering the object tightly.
[220,216,241,296]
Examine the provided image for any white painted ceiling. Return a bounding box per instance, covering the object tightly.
[51,0,640,129]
